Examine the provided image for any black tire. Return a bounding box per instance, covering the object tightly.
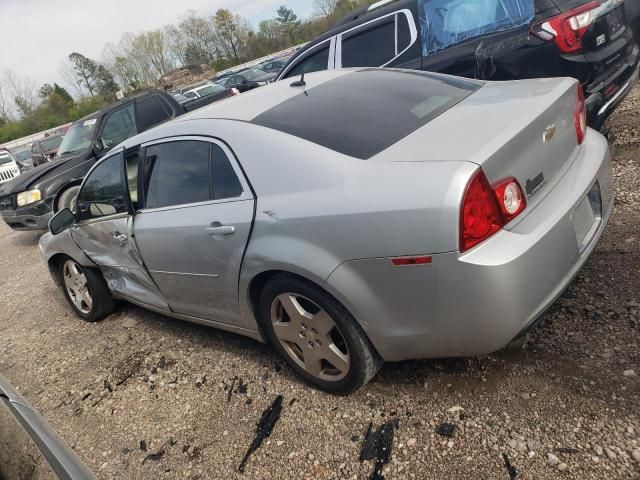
[56,185,80,213]
[57,257,115,322]
[259,274,382,394]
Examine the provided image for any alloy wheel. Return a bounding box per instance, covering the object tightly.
[62,260,92,314]
[270,293,350,381]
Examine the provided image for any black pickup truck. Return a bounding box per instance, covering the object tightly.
[0,90,188,231]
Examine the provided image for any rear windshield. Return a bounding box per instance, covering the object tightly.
[41,136,63,151]
[252,69,479,159]
[418,0,535,56]
[195,84,225,97]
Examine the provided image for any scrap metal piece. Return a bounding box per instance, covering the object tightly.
[238,395,284,473]
[359,419,399,480]
[502,453,518,479]
[435,422,457,437]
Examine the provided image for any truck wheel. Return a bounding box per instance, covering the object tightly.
[58,258,114,322]
[259,274,382,394]
[57,186,80,213]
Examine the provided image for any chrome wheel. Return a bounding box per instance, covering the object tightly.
[62,260,92,314]
[270,293,350,381]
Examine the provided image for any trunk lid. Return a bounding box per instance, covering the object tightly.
[382,76,583,216]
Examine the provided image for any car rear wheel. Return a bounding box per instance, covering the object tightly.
[58,258,114,322]
[57,185,80,213]
[259,274,382,394]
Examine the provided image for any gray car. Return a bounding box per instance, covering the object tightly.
[39,68,613,394]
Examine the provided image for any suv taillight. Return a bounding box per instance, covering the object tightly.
[532,1,600,53]
[575,84,587,145]
[460,170,527,252]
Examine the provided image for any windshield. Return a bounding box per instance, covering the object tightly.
[195,84,225,97]
[11,149,31,162]
[40,136,63,152]
[0,152,14,166]
[244,69,267,81]
[57,118,98,156]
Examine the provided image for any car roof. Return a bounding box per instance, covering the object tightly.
[140,68,479,160]
[74,90,167,124]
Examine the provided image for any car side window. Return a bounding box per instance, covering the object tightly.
[284,46,330,78]
[100,103,137,150]
[397,12,412,52]
[341,19,396,68]
[136,96,171,131]
[144,141,211,209]
[211,144,243,200]
[417,0,535,56]
[76,153,129,222]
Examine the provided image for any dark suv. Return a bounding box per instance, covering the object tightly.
[0,90,185,231]
[278,0,639,129]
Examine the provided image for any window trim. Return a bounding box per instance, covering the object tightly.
[136,136,253,215]
[74,148,133,226]
[277,38,335,80]
[335,9,418,68]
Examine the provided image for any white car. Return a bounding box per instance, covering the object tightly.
[0,150,21,185]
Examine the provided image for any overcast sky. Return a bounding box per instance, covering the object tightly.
[0,0,313,89]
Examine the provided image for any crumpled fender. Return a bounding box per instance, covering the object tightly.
[39,229,96,284]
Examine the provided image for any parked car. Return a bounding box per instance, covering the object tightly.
[175,84,239,112]
[31,133,65,166]
[0,90,185,231]
[0,374,95,479]
[0,150,21,185]
[40,68,611,393]
[9,146,34,172]
[258,56,292,73]
[224,69,277,92]
[277,0,639,129]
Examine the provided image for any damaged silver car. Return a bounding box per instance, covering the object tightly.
[40,68,613,393]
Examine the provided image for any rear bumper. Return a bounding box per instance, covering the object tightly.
[585,44,640,129]
[326,131,613,361]
[0,199,53,231]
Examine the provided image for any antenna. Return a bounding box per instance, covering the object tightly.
[290,73,306,88]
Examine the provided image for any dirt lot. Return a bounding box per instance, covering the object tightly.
[1,90,639,480]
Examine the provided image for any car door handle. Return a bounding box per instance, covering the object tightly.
[204,225,235,236]
[113,232,128,245]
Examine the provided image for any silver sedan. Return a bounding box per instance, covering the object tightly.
[39,68,613,393]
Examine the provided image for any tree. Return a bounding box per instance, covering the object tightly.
[179,11,219,65]
[313,0,339,17]
[68,52,118,101]
[68,52,99,97]
[213,9,249,62]
[275,6,301,43]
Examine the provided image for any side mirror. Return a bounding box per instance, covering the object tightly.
[93,139,105,155]
[49,208,76,235]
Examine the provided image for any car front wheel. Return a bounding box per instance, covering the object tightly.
[57,185,80,213]
[58,258,114,322]
[260,274,382,394]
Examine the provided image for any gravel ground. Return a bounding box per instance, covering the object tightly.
[1,89,639,480]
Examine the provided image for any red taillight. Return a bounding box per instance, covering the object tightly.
[460,170,503,252]
[460,170,527,252]
[491,177,527,223]
[574,84,587,145]
[532,1,599,53]
[391,255,432,266]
